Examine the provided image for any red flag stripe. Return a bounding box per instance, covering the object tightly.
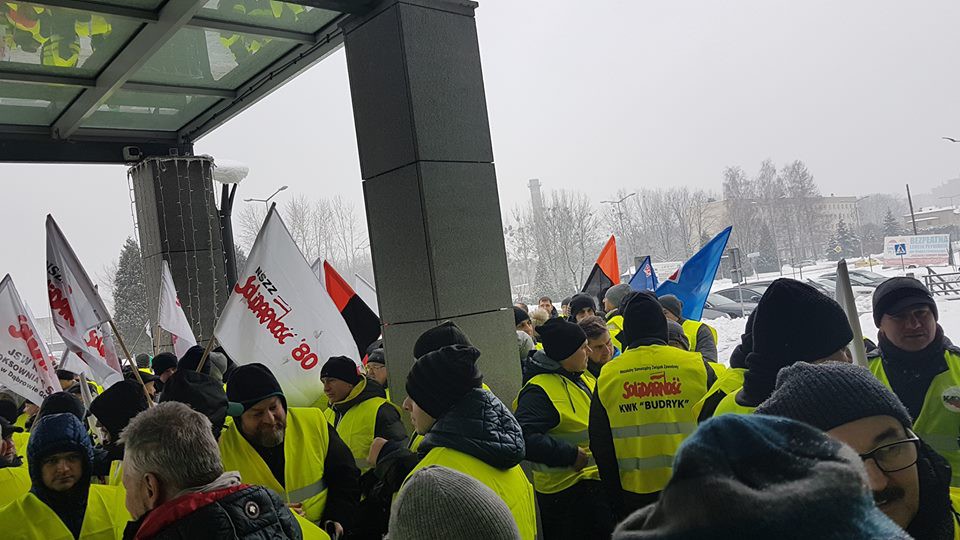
[323,261,356,312]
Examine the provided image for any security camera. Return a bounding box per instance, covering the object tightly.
[122,146,142,161]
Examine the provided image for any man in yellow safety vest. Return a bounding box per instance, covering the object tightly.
[658,294,718,363]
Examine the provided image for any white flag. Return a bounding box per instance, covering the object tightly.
[215,208,358,406]
[0,275,59,404]
[46,215,123,388]
[159,260,197,359]
[354,273,380,316]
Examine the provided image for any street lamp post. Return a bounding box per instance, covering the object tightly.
[243,185,289,210]
[601,192,638,240]
[855,195,872,271]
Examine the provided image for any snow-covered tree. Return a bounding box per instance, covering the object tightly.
[828,218,859,260]
[756,224,780,272]
[882,208,904,237]
[112,237,151,355]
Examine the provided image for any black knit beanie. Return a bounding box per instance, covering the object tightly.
[537,318,587,361]
[367,348,385,366]
[513,306,531,326]
[872,277,939,327]
[320,356,363,385]
[89,379,149,438]
[151,352,178,375]
[178,345,211,375]
[752,279,852,362]
[226,363,286,414]
[38,392,85,422]
[569,293,597,318]
[755,361,913,431]
[406,345,483,419]
[413,321,474,359]
[658,295,683,320]
[620,291,668,346]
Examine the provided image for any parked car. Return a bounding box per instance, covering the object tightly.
[703,293,755,319]
[818,270,886,287]
[714,285,767,304]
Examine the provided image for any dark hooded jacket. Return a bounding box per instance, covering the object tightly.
[906,439,958,540]
[28,413,95,539]
[514,350,590,467]
[328,378,406,443]
[122,473,304,540]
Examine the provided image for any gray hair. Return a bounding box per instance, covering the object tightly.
[119,401,222,492]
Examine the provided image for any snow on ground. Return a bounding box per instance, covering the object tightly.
[705,262,960,365]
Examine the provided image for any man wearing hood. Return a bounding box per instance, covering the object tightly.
[0,412,129,539]
[589,290,716,519]
[219,363,359,532]
[88,379,150,484]
[712,278,853,416]
[514,318,614,539]
[158,368,242,440]
[757,361,960,540]
[321,356,406,474]
[868,277,960,488]
[398,344,536,539]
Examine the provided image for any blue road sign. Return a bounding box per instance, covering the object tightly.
[894,243,907,256]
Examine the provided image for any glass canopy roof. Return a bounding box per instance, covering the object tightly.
[0,0,360,159]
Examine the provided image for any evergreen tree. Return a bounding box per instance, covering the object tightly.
[828,218,859,260]
[882,208,904,237]
[113,237,151,355]
[756,224,780,272]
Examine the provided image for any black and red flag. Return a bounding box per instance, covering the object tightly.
[323,261,381,358]
[581,235,621,305]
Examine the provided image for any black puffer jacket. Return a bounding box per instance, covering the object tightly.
[123,484,303,540]
[419,388,525,470]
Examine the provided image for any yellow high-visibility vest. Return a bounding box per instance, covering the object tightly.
[0,466,30,507]
[871,351,960,487]
[324,378,398,472]
[692,367,746,420]
[405,446,537,540]
[11,430,28,468]
[0,484,129,540]
[712,387,756,417]
[513,372,599,494]
[220,407,329,522]
[596,344,709,495]
[607,314,624,352]
[682,319,718,352]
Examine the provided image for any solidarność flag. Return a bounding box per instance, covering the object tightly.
[158,260,197,359]
[0,275,59,405]
[581,235,621,304]
[324,261,381,357]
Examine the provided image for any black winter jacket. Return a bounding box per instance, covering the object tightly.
[123,484,303,540]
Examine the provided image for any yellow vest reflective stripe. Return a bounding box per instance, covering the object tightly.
[0,467,30,507]
[681,320,717,352]
[692,367,746,419]
[108,460,122,486]
[871,353,960,487]
[712,387,756,416]
[607,315,624,352]
[406,447,537,540]
[324,380,397,472]
[0,484,129,540]
[220,407,329,522]
[596,344,709,495]
[514,373,600,494]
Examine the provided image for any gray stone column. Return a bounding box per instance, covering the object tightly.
[129,156,229,350]
[342,0,518,404]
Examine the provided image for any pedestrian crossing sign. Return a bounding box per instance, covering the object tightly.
[894,243,907,256]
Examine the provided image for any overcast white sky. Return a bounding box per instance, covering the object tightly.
[3,0,960,310]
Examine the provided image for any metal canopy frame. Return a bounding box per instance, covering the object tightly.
[0,0,372,163]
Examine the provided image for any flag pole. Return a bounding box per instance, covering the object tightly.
[195,332,217,373]
[108,318,155,406]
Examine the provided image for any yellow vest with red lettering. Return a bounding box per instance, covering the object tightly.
[220,407,329,522]
[405,447,537,540]
[0,484,129,539]
[596,344,709,495]
[871,351,960,487]
[513,372,599,494]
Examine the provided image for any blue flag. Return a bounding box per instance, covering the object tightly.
[629,256,659,291]
[656,226,732,321]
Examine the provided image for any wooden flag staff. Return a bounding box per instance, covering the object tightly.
[108,318,155,407]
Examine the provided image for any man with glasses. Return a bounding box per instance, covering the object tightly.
[757,361,960,539]
[869,277,960,488]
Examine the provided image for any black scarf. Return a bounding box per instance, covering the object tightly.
[878,326,946,421]
[907,441,955,540]
[737,352,783,407]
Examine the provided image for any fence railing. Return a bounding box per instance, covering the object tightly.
[924,267,960,296]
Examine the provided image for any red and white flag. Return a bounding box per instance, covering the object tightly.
[0,275,59,404]
[159,260,197,358]
[46,215,123,388]
[215,208,358,407]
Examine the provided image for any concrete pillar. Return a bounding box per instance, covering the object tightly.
[129,156,229,350]
[342,0,518,404]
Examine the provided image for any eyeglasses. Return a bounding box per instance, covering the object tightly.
[858,431,921,473]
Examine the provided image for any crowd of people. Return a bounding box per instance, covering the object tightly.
[1,274,959,539]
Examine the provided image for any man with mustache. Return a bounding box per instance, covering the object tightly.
[757,361,960,539]
[219,363,360,533]
[868,277,960,488]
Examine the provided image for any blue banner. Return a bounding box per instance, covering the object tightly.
[656,227,732,321]
[629,256,659,292]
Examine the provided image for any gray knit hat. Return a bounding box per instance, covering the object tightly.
[659,294,683,320]
[388,465,520,540]
[605,283,633,308]
[755,361,913,431]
